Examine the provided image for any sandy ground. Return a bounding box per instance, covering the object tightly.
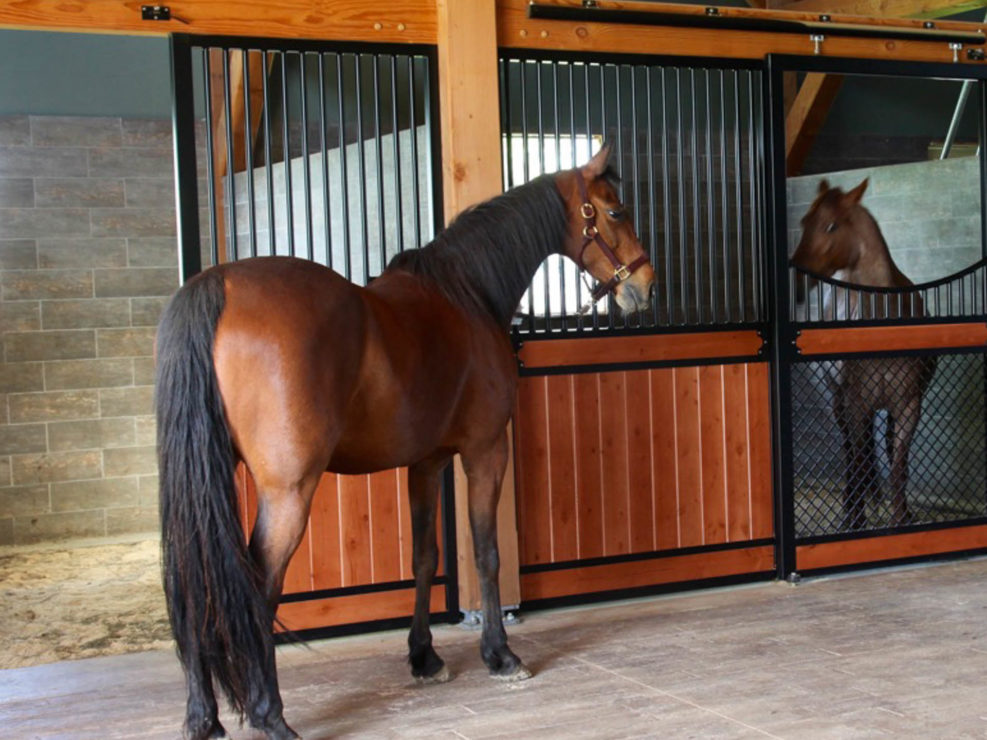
[0,537,173,669]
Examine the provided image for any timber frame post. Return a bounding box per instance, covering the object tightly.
[436,0,523,617]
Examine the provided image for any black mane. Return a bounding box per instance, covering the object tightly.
[386,172,568,327]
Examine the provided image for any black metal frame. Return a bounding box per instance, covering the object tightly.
[170,32,458,634]
[500,48,769,338]
[766,53,987,579]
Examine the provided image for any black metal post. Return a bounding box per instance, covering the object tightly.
[169,34,203,281]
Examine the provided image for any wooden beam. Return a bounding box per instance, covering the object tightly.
[774,0,987,20]
[785,72,844,175]
[0,0,436,44]
[436,0,521,614]
[497,0,986,63]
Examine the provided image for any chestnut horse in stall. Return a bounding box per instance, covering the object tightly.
[790,178,936,531]
[155,144,655,739]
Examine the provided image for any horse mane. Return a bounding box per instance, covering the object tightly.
[386,172,569,327]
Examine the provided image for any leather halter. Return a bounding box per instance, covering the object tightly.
[575,173,648,312]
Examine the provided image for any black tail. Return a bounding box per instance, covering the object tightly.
[156,268,272,717]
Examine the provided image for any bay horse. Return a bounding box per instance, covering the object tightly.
[155,143,655,739]
[790,178,936,531]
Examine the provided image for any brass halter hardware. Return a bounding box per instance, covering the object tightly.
[575,173,648,315]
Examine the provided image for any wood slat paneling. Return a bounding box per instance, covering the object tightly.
[276,585,446,633]
[518,330,764,370]
[237,467,444,600]
[514,361,774,579]
[797,323,987,355]
[797,524,987,572]
[521,545,775,602]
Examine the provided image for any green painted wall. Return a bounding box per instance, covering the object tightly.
[0,30,170,117]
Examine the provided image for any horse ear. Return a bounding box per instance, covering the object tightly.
[845,178,869,205]
[584,141,612,178]
[817,179,830,196]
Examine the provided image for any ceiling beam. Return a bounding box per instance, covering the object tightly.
[772,0,987,20]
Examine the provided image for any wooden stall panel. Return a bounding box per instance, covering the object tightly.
[513,361,774,574]
[237,466,443,598]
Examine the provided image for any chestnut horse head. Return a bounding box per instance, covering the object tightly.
[790,177,871,282]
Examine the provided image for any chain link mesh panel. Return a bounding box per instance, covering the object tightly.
[792,351,987,538]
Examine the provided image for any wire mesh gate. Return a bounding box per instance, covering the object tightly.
[766,54,987,578]
[170,34,456,636]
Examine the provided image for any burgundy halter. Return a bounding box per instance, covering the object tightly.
[575,173,649,313]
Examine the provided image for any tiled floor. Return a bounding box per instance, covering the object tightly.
[4,558,987,738]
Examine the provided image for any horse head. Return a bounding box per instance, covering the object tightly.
[790,178,870,301]
[560,142,656,314]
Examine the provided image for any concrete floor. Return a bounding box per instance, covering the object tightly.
[3,558,987,739]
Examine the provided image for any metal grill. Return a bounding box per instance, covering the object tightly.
[174,36,440,283]
[791,263,987,323]
[500,54,766,335]
[791,351,987,538]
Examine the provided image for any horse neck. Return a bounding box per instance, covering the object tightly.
[843,208,911,289]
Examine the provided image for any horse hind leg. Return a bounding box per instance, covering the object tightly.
[406,456,452,683]
[836,402,873,531]
[244,475,321,740]
[463,432,529,681]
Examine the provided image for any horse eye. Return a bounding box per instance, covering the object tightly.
[607,208,626,222]
[825,222,838,234]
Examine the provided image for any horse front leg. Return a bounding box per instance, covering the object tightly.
[835,394,872,531]
[888,396,922,527]
[462,431,530,681]
[407,456,452,683]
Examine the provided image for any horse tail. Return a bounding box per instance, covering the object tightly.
[155,268,272,717]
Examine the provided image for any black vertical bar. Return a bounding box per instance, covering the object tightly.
[553,61,567,331]
[501,59,513,189]
[337,54,351,280]
[241,50,258,259]
[765,57,796,581]
[750,70,762,321]
[537,62,550,328]
[299,52,314,261]
[719,69,730,323]
[646,66,659,325]
[407,56,422,250]
[690,68,701,324]
[170,35,203,281]
[567,63,582,332]
[601,63,612,329]
[261,51,276,256]
[198,43,219,269]
[425,53,444,243]
[373,55,387,276]
[588,64,599,331]
[519,61,534,329]
[279,51,295,257]
[390,55,404,257]
[630,64,642,328]
[734,69,746,323]
[676,68,687,325]
[355,55,370,285]
[705,68,717,325]
[318,53,333,270]
[222,49,239,262]
[661,67,673,325]
[613,63,625,330]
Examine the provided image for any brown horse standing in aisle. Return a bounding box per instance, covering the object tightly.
[790,178,936,531]
[155,144,655,739]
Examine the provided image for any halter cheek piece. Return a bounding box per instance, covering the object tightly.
[575,174,648,315]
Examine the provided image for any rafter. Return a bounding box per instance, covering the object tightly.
[773,0,987,20]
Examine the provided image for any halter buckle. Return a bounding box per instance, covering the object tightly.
[580,202,596,219]
[582,225,598,238]
[614,264,631,282]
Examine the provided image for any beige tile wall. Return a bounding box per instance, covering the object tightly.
[0,115,179,545]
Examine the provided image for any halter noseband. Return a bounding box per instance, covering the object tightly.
[575,173,648,314]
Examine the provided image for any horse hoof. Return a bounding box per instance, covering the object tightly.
[415,663,453,685]
[490,662,532,682]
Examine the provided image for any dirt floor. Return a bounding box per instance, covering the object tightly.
[0,537,173,669]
